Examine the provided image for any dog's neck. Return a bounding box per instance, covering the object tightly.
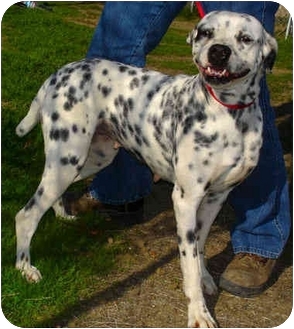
[203,73,262,110]
[205,84,256,110]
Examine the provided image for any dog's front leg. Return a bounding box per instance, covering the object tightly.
[172,184,217,328]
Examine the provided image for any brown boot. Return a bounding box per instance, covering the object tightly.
[219,253,276,297]
[62,190,144,225]
[62,190,105,216]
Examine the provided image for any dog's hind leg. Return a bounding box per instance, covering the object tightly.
[52,131,119,219]
[15,150,87,282]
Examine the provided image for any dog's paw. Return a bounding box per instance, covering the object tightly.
[16,263,42,283]
[53,199,78,221]
[188,303,217,328]
[20,266,42,283]
[57,213,78,222]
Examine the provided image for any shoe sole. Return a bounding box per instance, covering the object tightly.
[219,276,267,298]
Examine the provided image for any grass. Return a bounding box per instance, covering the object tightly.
[1,2,292,327]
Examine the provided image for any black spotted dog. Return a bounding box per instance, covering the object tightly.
[15,11,277,327]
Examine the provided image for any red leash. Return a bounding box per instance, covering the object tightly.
[195,1,206,18]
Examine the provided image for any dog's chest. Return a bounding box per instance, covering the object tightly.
[173,99,263,189]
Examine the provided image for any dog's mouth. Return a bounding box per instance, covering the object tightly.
[199,65,250,85]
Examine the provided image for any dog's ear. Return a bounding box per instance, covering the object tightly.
[262,30,278,72]
[186,28,197,46]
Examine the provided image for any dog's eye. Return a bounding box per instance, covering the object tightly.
[238,35,253,44]
[198,29,213,39]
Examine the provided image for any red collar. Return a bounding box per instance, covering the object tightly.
[205,84,256,110]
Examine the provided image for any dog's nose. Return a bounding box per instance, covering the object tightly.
[208,44,231,67]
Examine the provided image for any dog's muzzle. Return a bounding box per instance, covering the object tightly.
[197,44,250,85]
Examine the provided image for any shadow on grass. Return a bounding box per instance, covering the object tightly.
[36,247,178,327]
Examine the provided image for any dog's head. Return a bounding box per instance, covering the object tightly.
[187,11,278,86]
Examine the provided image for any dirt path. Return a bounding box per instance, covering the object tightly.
[66,178,292,328]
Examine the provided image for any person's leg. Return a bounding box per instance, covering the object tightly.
[87,2,187,65]
[229,78,290,258]
[198,1,291,296]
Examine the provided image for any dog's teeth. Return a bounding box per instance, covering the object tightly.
[207,67,211,74]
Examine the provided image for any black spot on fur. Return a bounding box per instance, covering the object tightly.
[193,247,197,258]
[72,124,78,133]
[70,156,79,165]
[127,98,134,111]
[180,187,185,198]
[141,75,150,84]
[69,86,76,95]
[25,197,36,211]
[130,77,140,89]
[194,131,219,147]
[101,86,112,97]
[110,114,119,127]
[147,90,155,100]
[37,187,44,196]
[81,63,90,71]
[63,101,71,111]
[203,159,210,166]
[135,135,142,146]
[204,181,211,191]
[183,116,195,134]
[128,69,137,75]
[61,75,70,85]
[119,65,128,73]
[238,121,249,134]
[51,112,59,122]
[49,128,60,141]
[186,230,195,244]
[55,82,62,90]
[50,76,57,85]
[60,129,69,142]
[60,157,69,165]
[80,72,92,89]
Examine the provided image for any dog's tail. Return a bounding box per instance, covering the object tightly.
[15,87,45,137]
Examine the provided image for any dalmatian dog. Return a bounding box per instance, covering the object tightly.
[15,11,277,327]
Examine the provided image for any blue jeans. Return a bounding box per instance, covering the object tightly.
[86,1,291,258]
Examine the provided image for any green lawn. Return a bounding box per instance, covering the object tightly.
[1,2,292,327]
